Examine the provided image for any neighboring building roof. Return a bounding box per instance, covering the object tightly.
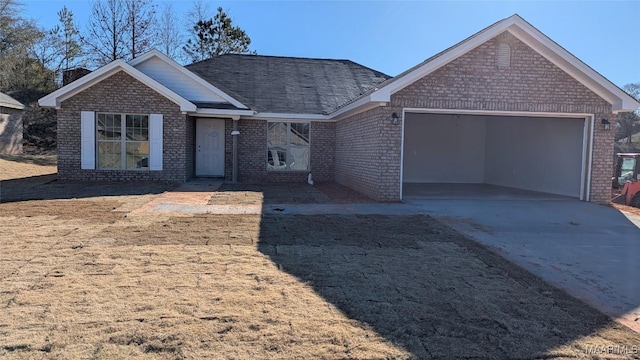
[332,14,640,118]
[186,54,390,115]
[0,92,26,110]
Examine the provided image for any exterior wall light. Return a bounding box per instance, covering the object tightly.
[601,119,611,131]
[391,112,399,125]
[231,130,240,136]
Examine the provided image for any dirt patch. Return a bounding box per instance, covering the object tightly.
[0,199,125,223]
[210,182,375,205]
[314,181,376,203]
[0,155,56,181]
[1,177,176,204]
[612,202,640,216]
[103,214,261,246]
[210,183,331,205]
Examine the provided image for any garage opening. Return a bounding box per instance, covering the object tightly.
[401,112,590,200]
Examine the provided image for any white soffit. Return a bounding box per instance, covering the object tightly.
[129,49,248,109]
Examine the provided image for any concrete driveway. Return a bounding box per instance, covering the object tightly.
[405,198,640,332]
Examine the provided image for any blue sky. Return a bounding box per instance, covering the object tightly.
[22,0,640,88]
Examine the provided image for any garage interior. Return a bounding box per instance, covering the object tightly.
[402,112,589,200]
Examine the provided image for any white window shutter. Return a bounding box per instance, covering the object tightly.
[149,114,163,171]
[80,111,95,169]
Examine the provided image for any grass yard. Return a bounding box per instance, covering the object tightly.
[1,155,640,359]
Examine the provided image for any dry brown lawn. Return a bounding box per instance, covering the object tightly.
[1,156,640,359]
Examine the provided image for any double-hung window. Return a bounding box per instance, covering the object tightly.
[267,122,310,171]
[96,113,149,170]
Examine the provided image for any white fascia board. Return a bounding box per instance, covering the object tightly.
[0,102,25,110]
[191,108,255,119]
[129,49,249,110]
[403,107,593,119]
[38,59,196,112]
[250,112,329,121]
[328,91,390,120]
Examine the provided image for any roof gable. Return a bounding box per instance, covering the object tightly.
[129,50,247,109]
[334,14,639,116]
[39,59,196,112]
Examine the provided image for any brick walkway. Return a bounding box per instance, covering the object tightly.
[130,179,411,216]
[130,178,226,215]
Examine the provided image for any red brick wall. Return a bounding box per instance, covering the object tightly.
[339,31,614,203]
[58,71,189,182]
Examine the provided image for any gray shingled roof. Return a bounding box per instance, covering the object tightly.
[0,91,26,110]
[185,54,391,115]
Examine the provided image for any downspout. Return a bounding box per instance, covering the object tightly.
[231,118,240,183]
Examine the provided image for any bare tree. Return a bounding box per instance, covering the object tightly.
[84,0,128,66]
[84,0,156,66]
[155,2,182,61]
[125,0,156,59]
[186,0,211,26]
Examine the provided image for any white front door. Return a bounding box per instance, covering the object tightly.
[196,118,225,176]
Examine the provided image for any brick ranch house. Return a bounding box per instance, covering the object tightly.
[39,14,639,203]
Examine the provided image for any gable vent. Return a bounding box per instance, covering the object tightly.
[497,43,511,67]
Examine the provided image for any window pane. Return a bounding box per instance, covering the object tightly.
[267,122,287,170]
[289,145,309,170]
[126,115,149,141]
[112,114,122,140]
[97,114,107,140]
[97,141,122,169]
[289,123,309,170]
[621,158,635,172]
[97,113,121,140]
[290,122,309,144]
[126,142,149,169]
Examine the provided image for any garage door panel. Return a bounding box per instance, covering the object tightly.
[403,113,486,183]
[484,117,583,198]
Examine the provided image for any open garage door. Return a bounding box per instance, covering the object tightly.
[401,112,591,200]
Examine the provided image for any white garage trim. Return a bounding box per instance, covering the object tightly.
[400,108,594,201]
[585,116,594,201]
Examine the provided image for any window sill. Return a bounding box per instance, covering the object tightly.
[94,168,151,171]
[266,170,310,173]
